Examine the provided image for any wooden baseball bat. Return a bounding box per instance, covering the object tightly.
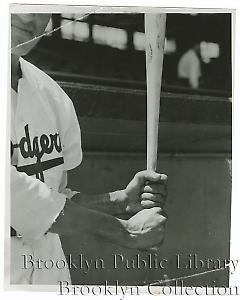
[145,14,166,171]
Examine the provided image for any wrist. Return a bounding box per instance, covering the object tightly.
[110,189,128,215]
[119,218,137,249]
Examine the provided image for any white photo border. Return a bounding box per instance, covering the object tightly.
[1,0,239,298]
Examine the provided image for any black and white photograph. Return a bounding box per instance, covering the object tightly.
[4,2,238,296]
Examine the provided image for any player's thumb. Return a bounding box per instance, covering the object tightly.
[135,170,167,183]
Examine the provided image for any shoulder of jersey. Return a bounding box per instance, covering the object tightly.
[20,58,55,85]
[19,58,72,105]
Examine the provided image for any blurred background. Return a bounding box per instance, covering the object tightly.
[26,13,231,96]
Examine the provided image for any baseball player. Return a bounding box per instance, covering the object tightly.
[10,13,168,285]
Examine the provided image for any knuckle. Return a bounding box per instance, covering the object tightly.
[141,200,152,208]
[141,192,148,199]
[136,170,144,176]
[143,185,152,193]
[154,207,163,214]
[134,170,144,179]
[160,173,168,181]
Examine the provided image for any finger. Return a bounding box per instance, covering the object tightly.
[141,199,163,209]
[143,184,167,195]
[148,206,163,214]
[141,193,166,206]
[135,170,167,184]
[145,176,168,186]
[141,192,158,201]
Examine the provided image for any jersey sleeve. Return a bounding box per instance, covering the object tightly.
[21,58,83,171]
[52,83,83,171]
[11,166,66,242]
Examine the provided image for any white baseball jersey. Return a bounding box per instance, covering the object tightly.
[10,57,82,284]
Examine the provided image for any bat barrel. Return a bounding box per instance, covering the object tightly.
[145,14,166,171]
